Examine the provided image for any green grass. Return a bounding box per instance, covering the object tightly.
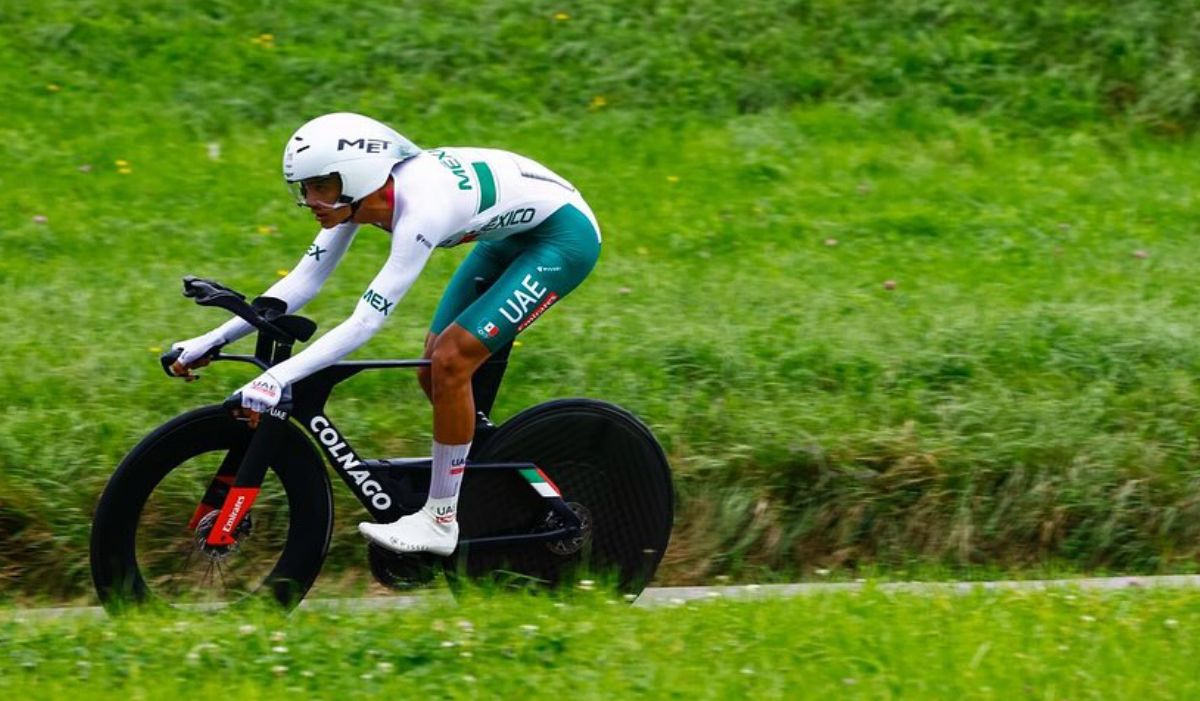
[3,586,1199,699]
[4,0,1200,599]
[6,0,1200,133]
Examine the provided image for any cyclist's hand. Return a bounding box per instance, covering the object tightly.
[167,355,213,382]
[167,332,224,381]
[236,372,284,413]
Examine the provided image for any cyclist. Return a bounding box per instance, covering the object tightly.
[168,112,601,556]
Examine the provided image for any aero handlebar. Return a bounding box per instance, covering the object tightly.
[182,276,301,344]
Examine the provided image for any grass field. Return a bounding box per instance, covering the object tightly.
[3,0,1200,598]
[3,585,1199,699]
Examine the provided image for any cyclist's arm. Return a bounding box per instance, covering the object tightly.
[207,223,359,346]
[265,221,439,387]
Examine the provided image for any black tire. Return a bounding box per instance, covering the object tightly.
[90,406,333,613]
[452,399,673,595]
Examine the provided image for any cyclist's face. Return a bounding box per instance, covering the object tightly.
[301,176,341,208]
[309,201,351,229]
[294,175,351,228]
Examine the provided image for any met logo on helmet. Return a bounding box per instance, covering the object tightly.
[338,138,391,153]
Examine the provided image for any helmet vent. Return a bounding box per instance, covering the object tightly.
[296,145,310,153]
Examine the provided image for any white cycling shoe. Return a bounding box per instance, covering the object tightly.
[358,504,459,556]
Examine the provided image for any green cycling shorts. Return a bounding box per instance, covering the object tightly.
[430,204,601,352]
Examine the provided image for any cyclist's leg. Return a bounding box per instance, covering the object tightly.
[448,203,602,354]
[429,203,600,484]
[421,199,598,396]
[418,240,525,401]
[359,204,600,554]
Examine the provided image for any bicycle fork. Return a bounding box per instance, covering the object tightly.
[189,412,289,547]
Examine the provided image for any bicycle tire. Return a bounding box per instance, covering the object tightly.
[451,398,673,595]
[90,406,333,612]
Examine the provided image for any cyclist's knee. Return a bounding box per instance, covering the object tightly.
[430,341,474,385]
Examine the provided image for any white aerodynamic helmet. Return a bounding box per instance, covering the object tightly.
[282,112,420,209]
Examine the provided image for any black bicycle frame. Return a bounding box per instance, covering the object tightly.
[198,335,582,552]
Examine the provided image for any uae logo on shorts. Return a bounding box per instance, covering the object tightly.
[477,321,499,339]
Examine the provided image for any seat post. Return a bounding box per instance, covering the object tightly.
[472,338,513,419]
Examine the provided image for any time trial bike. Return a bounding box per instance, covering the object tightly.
[89,276,674,612]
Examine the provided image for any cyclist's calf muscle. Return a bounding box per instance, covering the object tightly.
[430,324,490,444]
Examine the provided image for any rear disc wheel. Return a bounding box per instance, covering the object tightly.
[452,399,673,595]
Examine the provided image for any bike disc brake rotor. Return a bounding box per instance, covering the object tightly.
[193,509,253,561]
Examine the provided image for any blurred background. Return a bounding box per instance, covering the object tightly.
[3,0,1200,602]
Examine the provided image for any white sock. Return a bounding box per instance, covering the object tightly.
[428,440,470,519]
[425,495,459,527]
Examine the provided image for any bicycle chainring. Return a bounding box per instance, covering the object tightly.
[543,502,592,556]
